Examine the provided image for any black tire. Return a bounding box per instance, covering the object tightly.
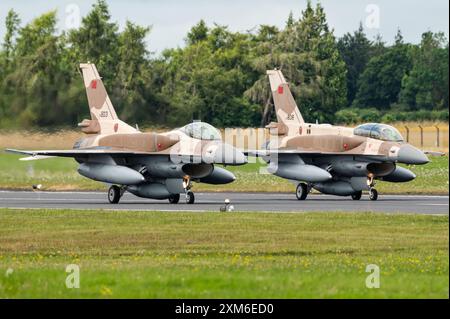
[185,191,195,204]
[108,185,121,204]
[369,188,378,201]
[351,191,362,200]
[296,183,308,200]
[168,193,180,204]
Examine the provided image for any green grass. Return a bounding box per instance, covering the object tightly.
[0,209,448,298]
[0,153,448,194]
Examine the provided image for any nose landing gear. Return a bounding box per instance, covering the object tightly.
[183,176,195,204]
[367,174,378,201]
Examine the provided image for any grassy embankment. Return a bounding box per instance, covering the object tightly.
[0,209,448,298]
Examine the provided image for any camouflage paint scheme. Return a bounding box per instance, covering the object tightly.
[250,69,431,200]
[7,64,246,204]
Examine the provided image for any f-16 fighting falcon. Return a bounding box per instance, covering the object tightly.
[251,69,434,201]
[7,63,246,204]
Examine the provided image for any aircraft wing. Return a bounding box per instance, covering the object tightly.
[6,148,154,159]
[423,150,446,156]
[5,148,204,162]
[243,149,382,157]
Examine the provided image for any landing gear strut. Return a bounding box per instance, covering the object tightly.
[108,185,125,204]
[296,183,308,200]
[367,174,378,201]
[183,176,195,204]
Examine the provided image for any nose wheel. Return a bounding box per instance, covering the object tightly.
[367,175,378,201]
[183,176,195,204]
[369,188,378,201]
[185,191,195,204]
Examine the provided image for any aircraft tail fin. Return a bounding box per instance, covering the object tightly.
[267,69,304,128]
[79,63,136,134]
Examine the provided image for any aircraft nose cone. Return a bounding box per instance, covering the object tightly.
[397,145,429,165]
[213,143,247,165]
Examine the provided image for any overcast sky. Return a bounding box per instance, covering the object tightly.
[0,0,448,54]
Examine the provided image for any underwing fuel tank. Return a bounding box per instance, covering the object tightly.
[198,166,236,184]
[146,162,214,179]
[330,161,395,177]
[380,166,416,182]
[128,183,171,199]
[268,162,332,182]
[313,181,357,196]
[78,163,145,185]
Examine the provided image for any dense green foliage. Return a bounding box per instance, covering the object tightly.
[0,1,448,128]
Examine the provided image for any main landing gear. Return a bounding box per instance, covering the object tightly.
[351,191,362,200]
[168,191,194,204]
[168,193,180,204]
[296,183,309,200]
[108,185,126,204]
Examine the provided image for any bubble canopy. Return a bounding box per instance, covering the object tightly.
[180,122,222,140]
[354,123,404,142]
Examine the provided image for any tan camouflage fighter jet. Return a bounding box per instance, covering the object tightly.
[250,69,435,201]
[7,63,246,204]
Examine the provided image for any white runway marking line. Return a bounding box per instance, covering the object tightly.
[0,206,209,213]
[418,203,448,206]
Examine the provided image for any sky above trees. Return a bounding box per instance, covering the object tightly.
[0,0,448,54]
[0,1,448,129]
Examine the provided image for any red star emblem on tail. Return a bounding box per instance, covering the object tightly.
[278,85,283,94]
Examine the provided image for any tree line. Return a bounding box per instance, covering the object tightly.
[0,0,448,129]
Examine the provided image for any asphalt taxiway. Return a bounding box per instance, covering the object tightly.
[0,191,448,214]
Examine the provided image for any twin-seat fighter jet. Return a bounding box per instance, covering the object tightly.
[7,63,246,204]
[250,69,432,201]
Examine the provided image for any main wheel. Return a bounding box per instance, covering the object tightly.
[168,193,180,204]
[351,191,362,200]
[369,188,378,201]
[185,191,195,204]
[108,185,121,204]
[296,183,308,200]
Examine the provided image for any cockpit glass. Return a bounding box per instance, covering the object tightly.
[181,122,222,140]
[354,123,404,142]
